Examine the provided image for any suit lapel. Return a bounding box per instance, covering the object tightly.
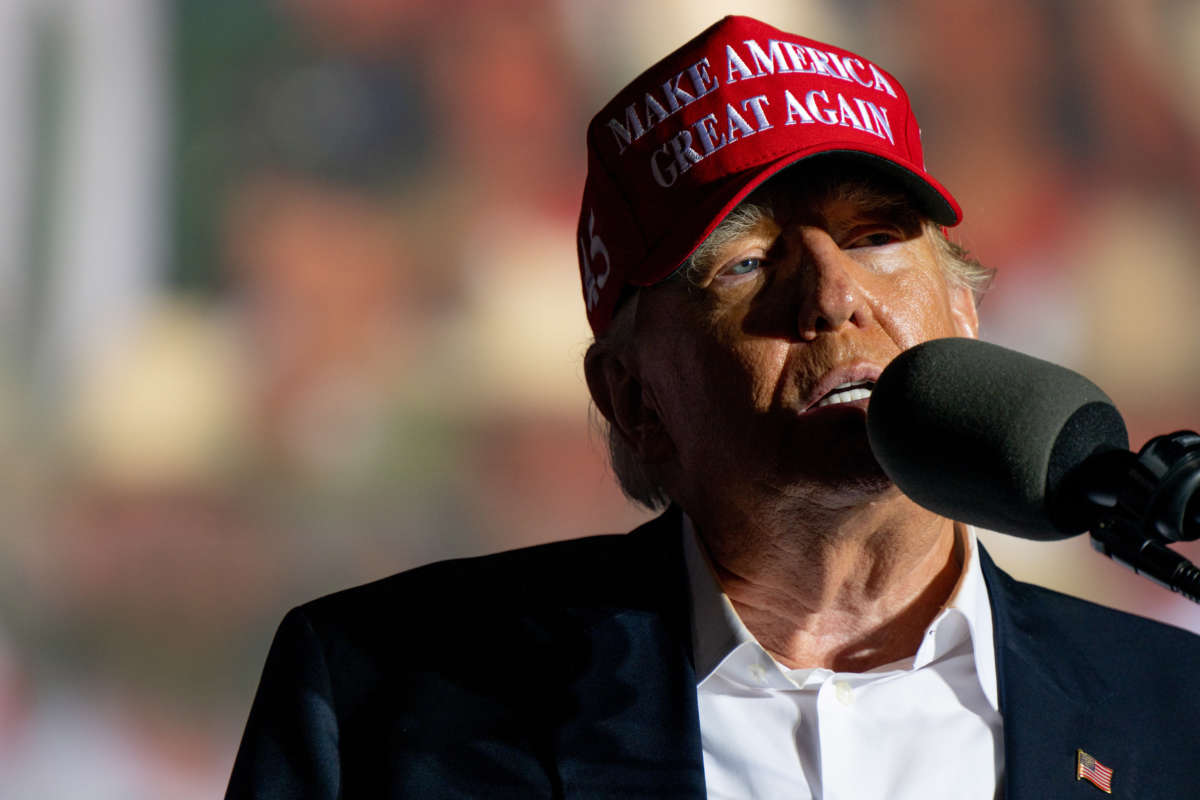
[980,548,1123,798]
[549,509,706,799]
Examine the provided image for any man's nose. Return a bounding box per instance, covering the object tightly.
[794,227,872,341]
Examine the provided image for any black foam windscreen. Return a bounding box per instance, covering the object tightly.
[866,337,1129,540]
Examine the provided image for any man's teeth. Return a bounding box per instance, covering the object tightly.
[814,382,873,408]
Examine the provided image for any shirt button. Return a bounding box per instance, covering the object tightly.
[835,680,854,705]
[748,663,768,683]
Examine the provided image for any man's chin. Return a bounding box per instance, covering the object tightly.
[794,458,894,497]
[779,423,894,495]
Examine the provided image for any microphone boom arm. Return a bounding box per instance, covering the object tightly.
[1074,431,1200,603]
[1090,522,1200,603]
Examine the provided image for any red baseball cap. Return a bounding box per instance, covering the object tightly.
[577,15,962,335]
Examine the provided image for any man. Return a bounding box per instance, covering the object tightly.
[226,16,1200,798]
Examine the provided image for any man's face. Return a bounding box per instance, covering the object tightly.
[630,170,978,508]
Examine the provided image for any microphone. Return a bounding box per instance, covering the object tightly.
[865,337,1129,540]
[866,337,1200,601]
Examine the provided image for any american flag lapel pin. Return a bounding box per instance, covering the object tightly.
[1076,749,1114,794]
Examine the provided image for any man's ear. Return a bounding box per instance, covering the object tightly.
[584,346,675,464]
[949,284,979,338]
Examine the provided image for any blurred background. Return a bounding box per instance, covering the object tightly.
[0,0,1197,795]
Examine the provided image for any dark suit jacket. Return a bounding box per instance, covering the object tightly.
[226,508,1200,798]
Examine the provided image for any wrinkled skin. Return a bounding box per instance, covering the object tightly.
[632,188,977,515]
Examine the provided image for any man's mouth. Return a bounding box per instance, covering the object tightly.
[813,380,875,408]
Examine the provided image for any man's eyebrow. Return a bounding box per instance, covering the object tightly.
[840,200,922,228]
[827,178,915,212]
[681,202,777,277]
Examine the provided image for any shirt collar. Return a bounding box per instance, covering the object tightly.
[681,514,757,682]
[682,513,1000,710]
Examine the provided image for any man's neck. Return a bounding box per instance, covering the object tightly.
[690,490,965,672]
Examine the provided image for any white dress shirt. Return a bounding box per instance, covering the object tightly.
[683,516,1004,799]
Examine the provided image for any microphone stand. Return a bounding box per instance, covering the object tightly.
[1077,431,1200,603]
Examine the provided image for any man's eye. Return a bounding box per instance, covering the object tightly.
[722,257,763,276]
[848,231,900,248]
